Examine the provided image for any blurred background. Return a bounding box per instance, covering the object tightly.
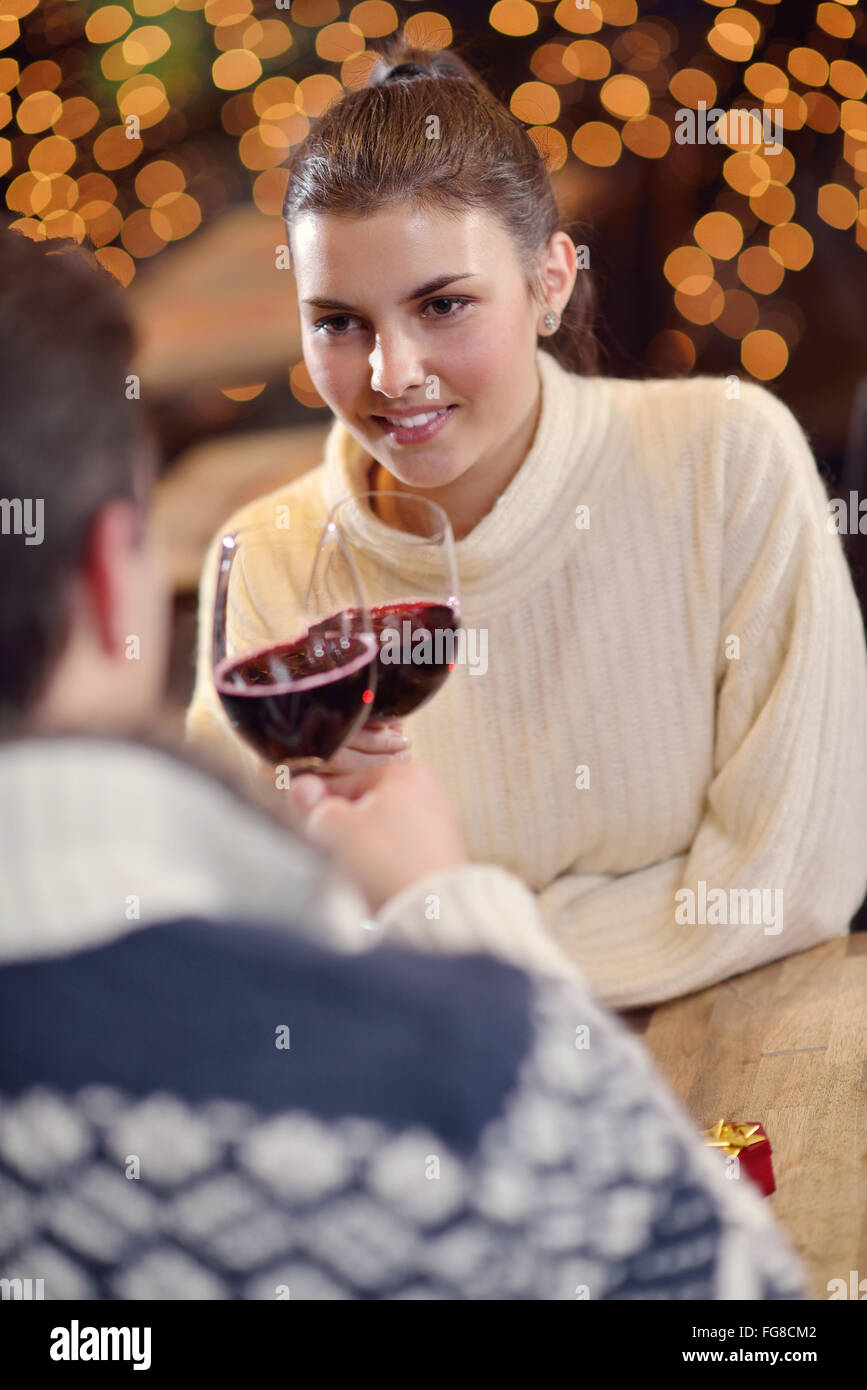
[1,0,866,720]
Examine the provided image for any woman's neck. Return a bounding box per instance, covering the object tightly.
[368,379,543,541]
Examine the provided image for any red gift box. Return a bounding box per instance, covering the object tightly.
[702,1120,776,1197]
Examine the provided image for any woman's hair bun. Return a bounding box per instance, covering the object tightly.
[382,62,427,83]
[368,44,486,92]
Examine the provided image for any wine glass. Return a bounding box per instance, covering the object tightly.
[323,492,460,722]
[212,517,377,773]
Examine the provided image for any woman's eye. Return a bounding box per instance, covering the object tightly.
[313,298,468,335]
[314,315,357,335]
[423,296,466,318]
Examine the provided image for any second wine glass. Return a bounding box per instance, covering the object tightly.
[323,491,461,723]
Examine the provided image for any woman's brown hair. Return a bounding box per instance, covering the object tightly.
[282,37,599,376]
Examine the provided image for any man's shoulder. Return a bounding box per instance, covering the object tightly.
[0,917,534,1156]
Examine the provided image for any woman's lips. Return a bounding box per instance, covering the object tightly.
[371,403,458,445]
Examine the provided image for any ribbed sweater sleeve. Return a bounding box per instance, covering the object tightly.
[532,383,867,1006]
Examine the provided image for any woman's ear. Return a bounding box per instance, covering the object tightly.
[538,231,579,323]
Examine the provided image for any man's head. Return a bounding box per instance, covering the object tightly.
[0,226,169,736]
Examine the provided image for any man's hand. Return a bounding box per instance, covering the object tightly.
[289,760,467,913]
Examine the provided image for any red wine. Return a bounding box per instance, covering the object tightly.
[325,601,460,720]
[215,628,377,765]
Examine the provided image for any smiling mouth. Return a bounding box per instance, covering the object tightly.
[372,404,457,427]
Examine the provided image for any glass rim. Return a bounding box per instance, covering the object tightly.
[219,515,347,540]
[213,628,378,696]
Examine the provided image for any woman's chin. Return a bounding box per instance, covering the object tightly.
[376,450,471,492]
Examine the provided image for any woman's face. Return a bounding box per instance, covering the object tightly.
[291,203,545,491]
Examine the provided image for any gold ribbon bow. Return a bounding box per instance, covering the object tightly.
[702,1119,765,1157]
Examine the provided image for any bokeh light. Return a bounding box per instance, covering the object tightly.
[350,3,398,39]
[511,82,560,125]
[621,114,670,159]
[646,329,696,374]
[787,47,829,87]
[741,328,788,379]
[664,247,714,295]
[490,1,538,38]
[600,74,649,120]
[54,98,101,140]
[221,382,266,401]
[564,40,610,82]
[554,0,603,37]
[212,50,261,90]
[816,3,856,41]
[738,245,785,295]
[768,223,814,271]
[16,91,62,133]
[527,125,568,171]
[85,7,133,44]
[290,360,326,409]
[716,289,759,340]
[694,212,743,260]
[402,13,452,49]
[818,182,860,229]
[669,68,717,109]
[572,120,621,167]
[749,184,796,225]
[315,22,364,63]
[675,280,725,325]
[123,25,171,66]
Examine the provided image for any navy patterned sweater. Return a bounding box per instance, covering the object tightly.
[0,736,806,1299]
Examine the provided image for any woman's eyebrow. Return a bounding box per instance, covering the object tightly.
[302,273,479,312]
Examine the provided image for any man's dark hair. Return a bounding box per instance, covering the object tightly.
[0,224,158,725]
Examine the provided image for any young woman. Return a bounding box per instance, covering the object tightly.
[187,40,867,1008]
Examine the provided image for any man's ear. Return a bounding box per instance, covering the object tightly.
[82,497,142,657]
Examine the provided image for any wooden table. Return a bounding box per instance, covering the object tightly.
[622,934,867,1300]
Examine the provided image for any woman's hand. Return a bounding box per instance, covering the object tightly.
[250,718,409,822]
[289,759,467,913]
[318,716,410,776]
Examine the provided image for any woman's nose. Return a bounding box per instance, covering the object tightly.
[368,331,426,399]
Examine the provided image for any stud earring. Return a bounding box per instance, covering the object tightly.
[544,310,559,332]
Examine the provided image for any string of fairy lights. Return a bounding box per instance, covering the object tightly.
[0,0,865,388]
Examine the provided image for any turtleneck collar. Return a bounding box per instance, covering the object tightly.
[0,734,366,965]
[318,348,612,613]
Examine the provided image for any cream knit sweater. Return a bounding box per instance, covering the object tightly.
[187,348,867,1008]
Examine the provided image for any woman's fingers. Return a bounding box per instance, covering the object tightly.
[267,715,409,825]
[283,723,408,812]
[311,719,409,777]
[344,718,408,755]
